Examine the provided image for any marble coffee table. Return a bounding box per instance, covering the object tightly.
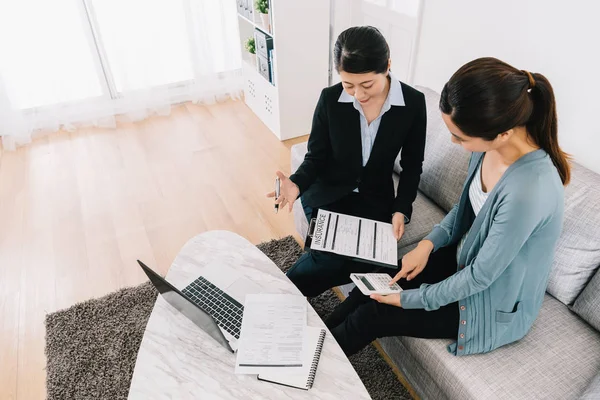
[128,230,371,400]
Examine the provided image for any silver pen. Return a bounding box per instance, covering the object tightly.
[274,177,280,213]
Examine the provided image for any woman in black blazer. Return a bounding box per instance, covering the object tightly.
[268,26,427,297]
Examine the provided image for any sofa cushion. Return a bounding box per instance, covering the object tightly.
[580,373,600,400]
[412,86,470,213]
[572,267,600,331]
[546,162,600,305]
[388,294,600,399]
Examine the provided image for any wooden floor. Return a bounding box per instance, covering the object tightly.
[0,100,307,399]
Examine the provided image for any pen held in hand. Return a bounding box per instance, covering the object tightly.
[274,177,280,213]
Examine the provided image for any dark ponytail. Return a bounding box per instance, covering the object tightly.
[440,57,571,185]
[334,26,390,74]
[527,72,570,185]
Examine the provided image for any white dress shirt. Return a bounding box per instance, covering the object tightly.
[338,71,408,222]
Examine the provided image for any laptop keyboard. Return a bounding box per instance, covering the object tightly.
[182,276,244,339]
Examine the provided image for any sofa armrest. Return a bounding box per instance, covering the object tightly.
[291,142,308,174]
[291,142,309,240]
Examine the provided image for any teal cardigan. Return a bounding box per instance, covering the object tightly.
[401,150,564,356]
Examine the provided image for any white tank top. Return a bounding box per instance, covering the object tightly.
[457,163,490,262]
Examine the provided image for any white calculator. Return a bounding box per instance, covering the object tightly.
[350,273,403,296]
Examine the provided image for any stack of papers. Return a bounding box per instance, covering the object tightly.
[234,293,328,390]
[235,294,306,375]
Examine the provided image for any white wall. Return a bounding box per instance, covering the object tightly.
[413,0,600,173]
[330,0,422,85]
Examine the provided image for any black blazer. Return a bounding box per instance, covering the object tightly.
[290,81,427,221]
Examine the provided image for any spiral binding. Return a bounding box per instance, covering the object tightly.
[306,330,326,389]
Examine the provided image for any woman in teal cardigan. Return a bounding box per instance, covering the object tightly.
[326,57,570,356]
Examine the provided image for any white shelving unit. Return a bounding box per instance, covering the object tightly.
[236,0,330,140]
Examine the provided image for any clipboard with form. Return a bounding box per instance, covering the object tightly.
[305,209,398,268]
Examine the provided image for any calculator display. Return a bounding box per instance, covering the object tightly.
[360,276,375,290]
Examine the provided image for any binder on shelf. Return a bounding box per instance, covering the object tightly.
[271,49,277,85]
[268,49,274,85]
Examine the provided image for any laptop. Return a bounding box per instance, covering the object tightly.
[137,260,263,353]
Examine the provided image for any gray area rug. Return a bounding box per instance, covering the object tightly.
[45,236,411,400]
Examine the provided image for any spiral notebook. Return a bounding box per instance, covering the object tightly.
[257,326,326,390]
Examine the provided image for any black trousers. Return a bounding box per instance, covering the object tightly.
[325,244,460,356]
[286,192,392,297]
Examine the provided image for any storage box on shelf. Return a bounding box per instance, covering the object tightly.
[236,0,255,24]
[236,0,329,140]
[254,28,274,84]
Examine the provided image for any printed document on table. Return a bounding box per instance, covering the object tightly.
[309,209,398,267]
[235,294,307,374]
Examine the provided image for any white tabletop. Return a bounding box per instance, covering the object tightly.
[128,230,371,400]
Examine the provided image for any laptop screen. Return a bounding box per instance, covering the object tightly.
[137,260,233,352]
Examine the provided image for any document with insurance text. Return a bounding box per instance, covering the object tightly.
[235,294,307,375]
[309,209,398,268]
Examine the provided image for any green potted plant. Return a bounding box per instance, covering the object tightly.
[255,0,270,32]
[244,36,257,66]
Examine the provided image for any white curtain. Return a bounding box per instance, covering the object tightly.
[0,0,243,150]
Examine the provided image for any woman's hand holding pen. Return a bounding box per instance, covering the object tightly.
[266,171,300,213]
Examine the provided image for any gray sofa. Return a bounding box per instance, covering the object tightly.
[291,86,600,399]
